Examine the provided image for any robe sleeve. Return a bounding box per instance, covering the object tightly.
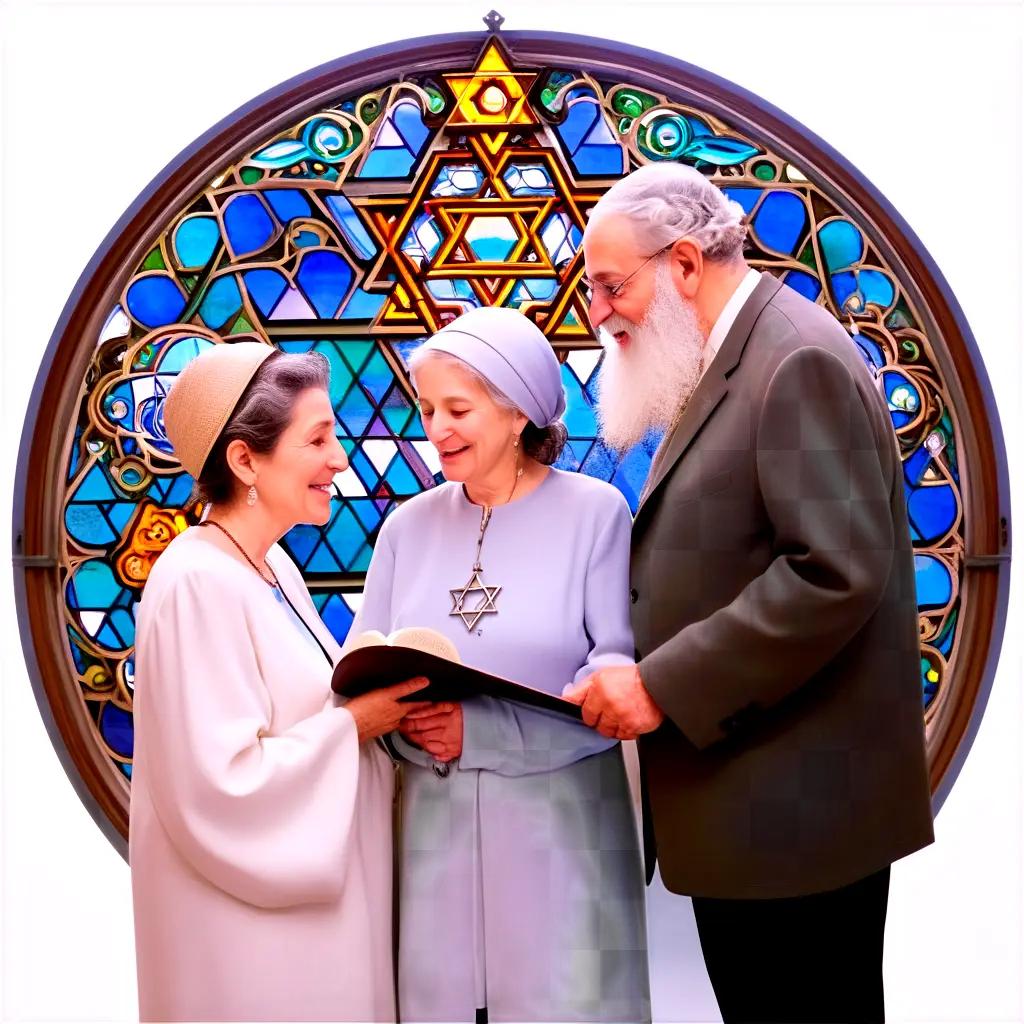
[457,497,631,776]
[136,566,362,909]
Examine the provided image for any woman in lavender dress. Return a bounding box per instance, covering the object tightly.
[349,307,650,1024]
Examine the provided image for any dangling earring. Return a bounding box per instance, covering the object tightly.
[512,435,523,480]
[246,484,258,507]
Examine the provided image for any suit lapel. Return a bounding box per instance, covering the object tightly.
[634,272,783,519]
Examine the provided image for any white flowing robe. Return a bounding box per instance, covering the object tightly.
[130,529,397,1022]
[352,470,651,1024]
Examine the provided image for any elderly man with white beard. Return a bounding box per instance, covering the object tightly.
[563,163,933,1024]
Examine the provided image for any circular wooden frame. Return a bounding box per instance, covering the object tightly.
[13,28,1011,858]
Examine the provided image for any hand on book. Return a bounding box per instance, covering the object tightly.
[347,677,433,744]
[562,665,665,740]
[399,702,464,762]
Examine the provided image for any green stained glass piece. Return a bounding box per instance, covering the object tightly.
[888,301,917,330]
[425,87,445,114]
[181,275,198,292]
[612,89,656,118]
[753,161,776,181]
[143,248,165,271]
[382,402,413,434]
[240,167,263,184]
[798,244,816,269]
[617,117,633,134]
[360,98,381,124]
[341,340,375,375]
[321,348,355,407]
[230,313,255,335]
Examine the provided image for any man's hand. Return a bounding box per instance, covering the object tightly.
[398,702,463,762]
[562,664,665,740]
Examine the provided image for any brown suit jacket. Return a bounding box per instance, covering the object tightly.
[631,272,934,899]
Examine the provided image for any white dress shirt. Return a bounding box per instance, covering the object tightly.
[701,267,762,380]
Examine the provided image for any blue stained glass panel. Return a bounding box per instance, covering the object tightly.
[503,164,556,196]
[283,523,320,566]
[915,554,953,610]
[358,101,430,179]
[384,456,419,493]
[832,271,858,308]
[904,445,932,486]
[859,269,896,309]
[324,506,368,566]
[556,99,624,176]
[296,251,353,318]
[907,484,958,543]
[612,444,657,509]
[340,289,387,320]
[69,462,116,501]
[313,593,355,644]
[935,610,959,658]
[323,195,377,260]
[819,220,863,272]
[855,334,886,372]
[722,187,761,214]
[752,191,807,254]
[264,189,312,223]
[783,270,821,301]
[173,217,220,268]
[125,276,187,328]
[199,276,242,329]
[243,269,289,317]
[157,336,214,373]
[223,194,276,256]
[561,365,598,436]
[392,100,430,153]
[99,704,134,758]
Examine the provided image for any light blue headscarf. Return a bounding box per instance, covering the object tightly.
[418,307,566,427]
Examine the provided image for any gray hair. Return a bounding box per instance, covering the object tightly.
[196,350,331,505]
[408,347,567,466]
[590,163,747,263]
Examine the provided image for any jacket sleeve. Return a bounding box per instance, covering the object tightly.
[135,568,361,909]
[639,344,897,749]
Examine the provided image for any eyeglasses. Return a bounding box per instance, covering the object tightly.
[580,243,673,303]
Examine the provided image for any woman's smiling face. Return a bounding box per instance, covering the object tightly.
[413,356,523,486]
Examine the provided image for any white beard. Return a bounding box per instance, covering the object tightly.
[595,262,706,452]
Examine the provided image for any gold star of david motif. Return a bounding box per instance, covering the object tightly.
[346,98,606,344]
[450,569,502,630]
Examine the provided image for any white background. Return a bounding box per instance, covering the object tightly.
[1,2,1021,1022]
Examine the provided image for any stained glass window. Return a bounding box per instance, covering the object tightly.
[14,30,1009,852]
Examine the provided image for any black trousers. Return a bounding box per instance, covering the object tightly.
[692,866,890,1024]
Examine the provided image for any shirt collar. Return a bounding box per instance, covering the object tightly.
[702,268,762,376]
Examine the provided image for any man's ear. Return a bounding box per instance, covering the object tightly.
[668,237,704,301]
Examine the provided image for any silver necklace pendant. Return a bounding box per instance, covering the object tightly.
[450,566,501,631]
[451,503,503,631]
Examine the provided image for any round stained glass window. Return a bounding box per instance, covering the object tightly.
[13,27,1010,855]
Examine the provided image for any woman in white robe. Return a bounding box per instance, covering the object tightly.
[130,342,427,1022]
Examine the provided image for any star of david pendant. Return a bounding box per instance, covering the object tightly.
[450,567,502,631]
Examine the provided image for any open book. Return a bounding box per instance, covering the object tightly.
[332,627,583,721]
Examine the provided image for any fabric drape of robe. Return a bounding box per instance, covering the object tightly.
[350,469,651,1024]
[130,529,397,1022]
